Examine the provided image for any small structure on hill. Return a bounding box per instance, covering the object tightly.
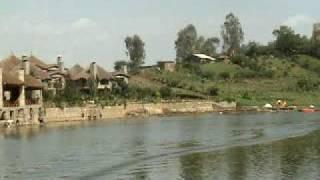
[216,55,231,64]
[157,61,176,72]
[139,65,159,72]
[188,54,216,64]
[313,23,320,42]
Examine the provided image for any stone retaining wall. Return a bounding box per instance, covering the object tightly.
[44,101,237,123]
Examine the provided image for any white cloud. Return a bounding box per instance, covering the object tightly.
[283,15,315,27]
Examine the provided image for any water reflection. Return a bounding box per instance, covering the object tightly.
[128,121,149,180]
[0,113,320,179]
[0,126,48,140]
[177,130,320,180]
[179,141,205,180]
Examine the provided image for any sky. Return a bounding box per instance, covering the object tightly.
[0,0,319,70]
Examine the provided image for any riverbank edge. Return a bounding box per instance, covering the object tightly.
[43,101,238,124]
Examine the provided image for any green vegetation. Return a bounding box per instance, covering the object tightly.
[126,54,320,106]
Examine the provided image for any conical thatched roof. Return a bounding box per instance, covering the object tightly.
[29,55,48,69]
[0,55,21,70]
[70,64,113,81]
[96,65,113,80]
[71,69,90,80]
[30,64,50,80]
[3,73,23,86]
[68,64,84,79]
[24,75,43,89]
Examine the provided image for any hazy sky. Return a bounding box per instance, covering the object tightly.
[0,0,319,70]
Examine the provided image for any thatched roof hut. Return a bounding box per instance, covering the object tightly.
[68,64,85,79]
[71,69,90,81]
[70,64,113,81]
[29,55,49,69]
[96,65,113,80]
[0,55,21,70]
[3,73,23,87]
[24,75,43,89]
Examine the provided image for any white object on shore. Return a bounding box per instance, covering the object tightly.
[310,105,315,109]
[263,104,273,109]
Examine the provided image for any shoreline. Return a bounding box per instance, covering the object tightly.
[0,100,313,128]
[43,100,237,124]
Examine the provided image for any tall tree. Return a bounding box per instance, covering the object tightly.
[221,13,244,56]
[175,24,198,62]
[272,26,309,55]
[310,24,320,57]
[200,37,220,57]
[125,35,145,70]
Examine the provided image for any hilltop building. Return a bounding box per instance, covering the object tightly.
[187,54,216,64]
[157,61,176,72]
[313,23,320,42]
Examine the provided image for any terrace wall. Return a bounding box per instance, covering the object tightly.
[44,101,237,123]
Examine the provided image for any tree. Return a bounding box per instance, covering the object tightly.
[241,41,259,57]
[200,37,220,57]
[125,35,145,71]
[175,24,220,63]
[114,60,128,71]
[221,13,244,56]
[160,86,174,99]
[272,26,309,56]
[175,24,198,62]
[310,26,320,57]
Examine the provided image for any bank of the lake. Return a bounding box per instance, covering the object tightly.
[44,101,237,123]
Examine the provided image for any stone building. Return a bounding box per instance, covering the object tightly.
[0,54,67,94]
[0,67,43,125]
[68,62,122,92]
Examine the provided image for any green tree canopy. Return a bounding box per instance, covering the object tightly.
[175,24,198,62]
[221,13,244,56]
[125,35,145,70]
[272,25,310,55]
[175,24,220,62]
[200,37,220,57]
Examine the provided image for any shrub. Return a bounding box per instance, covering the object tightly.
[234,69,256,79]
[201,71,216,80]
[207,86,219,96]
[223,97,236,103]
[160,86,174,98]
[241,91,251,100]
[219,72,231,80]
[257,69,274,78]
[296,77,319,91]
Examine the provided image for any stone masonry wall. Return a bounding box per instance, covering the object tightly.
[44,101,236,123]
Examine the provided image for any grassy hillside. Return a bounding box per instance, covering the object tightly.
[131,55,320,106]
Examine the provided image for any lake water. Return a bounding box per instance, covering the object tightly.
[0,112,320,180]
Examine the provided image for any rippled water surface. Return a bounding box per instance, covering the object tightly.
[1,112,320,180]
